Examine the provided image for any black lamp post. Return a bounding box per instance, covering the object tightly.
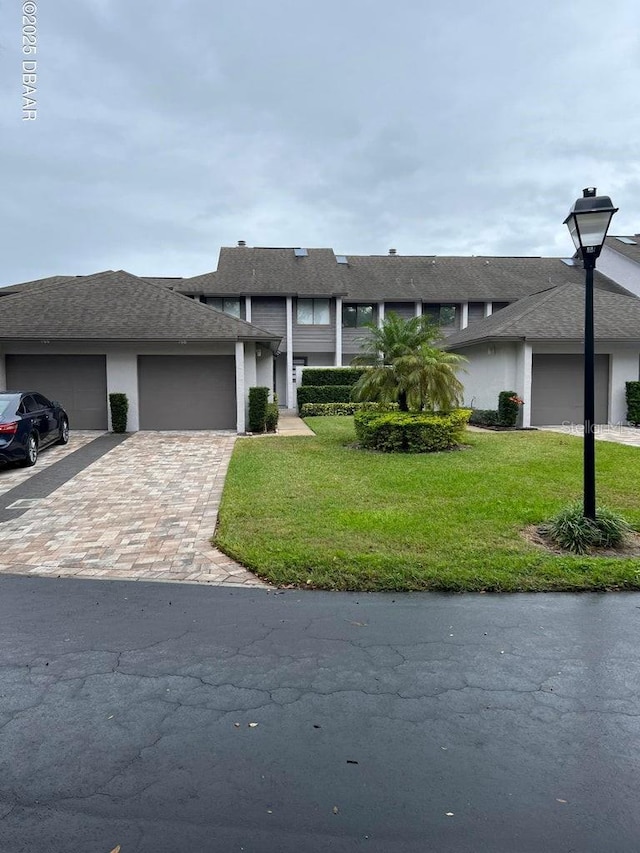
[563,188,618,520]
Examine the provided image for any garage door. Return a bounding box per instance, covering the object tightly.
[5,354,108,429]
[138,355,236,430]
[531,354,609,425]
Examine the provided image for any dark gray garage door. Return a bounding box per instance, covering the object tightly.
[5,354,108,429]
[531,354,609,425]
[138,355,236,430]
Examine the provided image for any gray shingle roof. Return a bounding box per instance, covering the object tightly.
[177,247,631,301]
[142,276,185,288]
[604,235,640,263]
[0,275,77,294]
[444,283,640,348]
[0,270,280,343]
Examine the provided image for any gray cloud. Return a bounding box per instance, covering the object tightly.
[1,0,639,284]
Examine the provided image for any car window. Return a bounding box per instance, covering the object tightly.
[0,395,19,418]
[33,393,52,408]
[22,395,41,413]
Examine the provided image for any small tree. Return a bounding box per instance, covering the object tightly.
[351,313,466,412]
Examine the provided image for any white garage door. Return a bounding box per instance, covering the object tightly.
[531,354,609,425]
[5,354,108,429]
[138,355,236,430]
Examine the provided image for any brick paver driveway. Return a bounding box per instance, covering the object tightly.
[0,432,267,587]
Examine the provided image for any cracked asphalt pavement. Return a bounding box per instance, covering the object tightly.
[1,576,639,852]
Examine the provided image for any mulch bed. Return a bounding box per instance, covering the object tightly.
[522,525,640,558]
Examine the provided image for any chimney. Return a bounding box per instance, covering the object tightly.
[388,248,397,256]
[237,240,247,247]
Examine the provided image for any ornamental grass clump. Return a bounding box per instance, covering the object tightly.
[540,501,633,555]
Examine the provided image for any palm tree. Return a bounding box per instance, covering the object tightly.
[351,312,467,412]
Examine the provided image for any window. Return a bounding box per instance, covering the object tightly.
[203,297,242,318]
[22,395,41,413]
[342,304,374,328]
[424,303,458,327]
[296,298,330,325]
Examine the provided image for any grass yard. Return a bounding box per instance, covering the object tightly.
[214,417,640,591]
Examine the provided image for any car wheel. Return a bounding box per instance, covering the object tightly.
[58,417,70,445]
[21,433,39,467]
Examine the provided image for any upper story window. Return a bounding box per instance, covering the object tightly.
[424,303,458,327]
[343,303,374,328]
[203,297,242,318]
[296,298,330,325]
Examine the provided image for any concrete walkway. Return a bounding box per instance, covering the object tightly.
[277,412,316,436]
[539,424,640,447]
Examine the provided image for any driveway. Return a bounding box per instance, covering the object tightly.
[539,424,640,447]
[0,432,266,587]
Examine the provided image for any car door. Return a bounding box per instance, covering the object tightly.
[22,394,51,446]
[33,393,58,443]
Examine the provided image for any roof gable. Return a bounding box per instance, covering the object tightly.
[604,235,640,264]
[445,283,640,347]
[0,270,280,342]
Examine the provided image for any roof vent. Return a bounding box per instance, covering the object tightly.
[615,236,637,245]
[294,247,308,257]
[561,258,576,266]
[388,248,397,255]
[336,255,348,265]
[237,240,246,247]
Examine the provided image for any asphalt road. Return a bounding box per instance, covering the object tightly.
[1,576,639,852]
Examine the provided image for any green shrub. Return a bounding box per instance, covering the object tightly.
[353,409,471,453]
[469,409,500,427]
[109,393,128,433]
[498,391,523,427]
[540,501,633,554]
[301,368,366,387]
[626,381,640,426]
[248,386,269,433]
[265,402,279,432]
[297,385,353,408]
[300,402,399,417]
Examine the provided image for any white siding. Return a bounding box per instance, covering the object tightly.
[597,247,640,298]
[451,343,519,410]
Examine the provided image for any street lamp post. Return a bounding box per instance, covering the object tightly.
[563,188,618,520]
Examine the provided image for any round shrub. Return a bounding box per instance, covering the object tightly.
[353,409,471,453]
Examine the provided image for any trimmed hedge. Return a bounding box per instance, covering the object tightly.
[498,391,522,427]
[297,385,353,407]
[626,381,640,426]
[469,409,499,427]
[265,402,279,432]
[301,368,366,387]
[248,386,269,432]
[109,393,128,433]
[354,409,472,453]
[300,402,399,417]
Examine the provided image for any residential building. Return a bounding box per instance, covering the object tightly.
[596,234,640,298]
[1,244,639,431]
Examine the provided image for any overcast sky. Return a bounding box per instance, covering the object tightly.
[1,0,639,284]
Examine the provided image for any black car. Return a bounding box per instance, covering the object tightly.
[0,392,69,467]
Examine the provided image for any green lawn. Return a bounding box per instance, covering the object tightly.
[214,417,640,591]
